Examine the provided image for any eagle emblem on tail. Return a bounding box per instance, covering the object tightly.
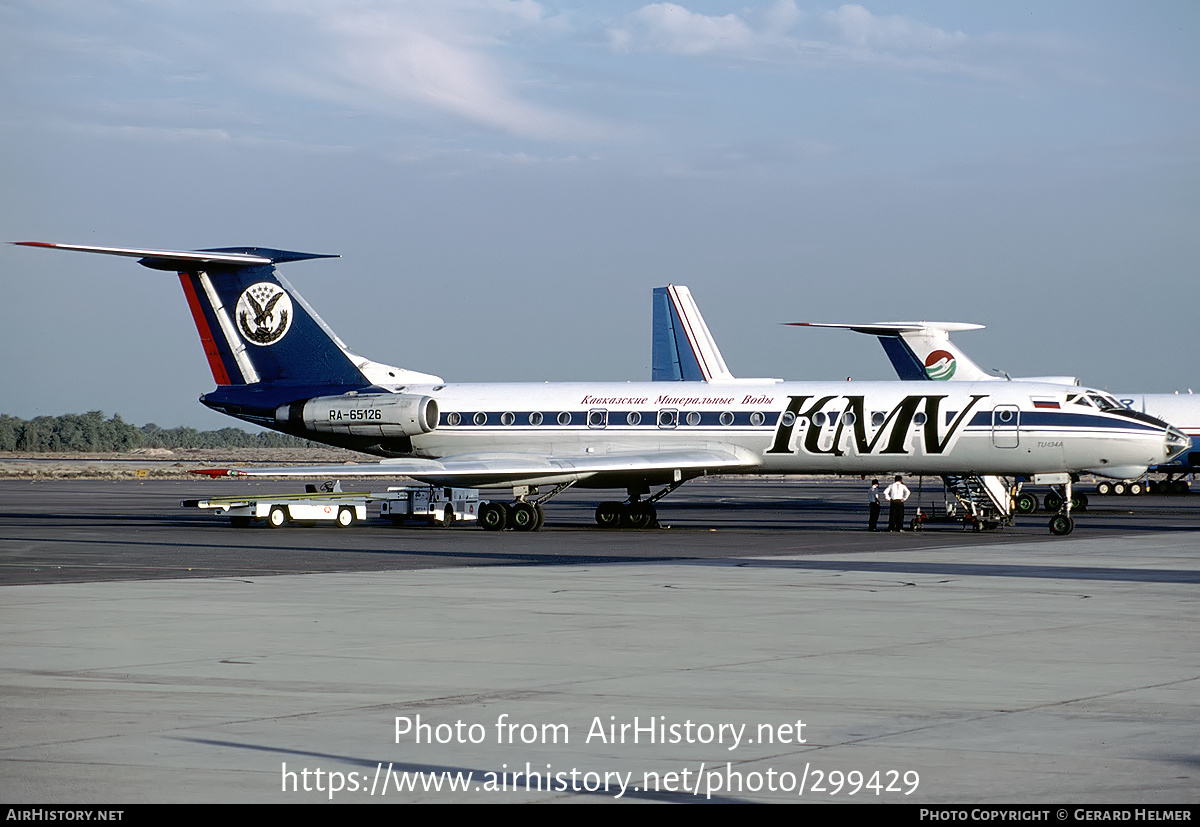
[236,283,293,345]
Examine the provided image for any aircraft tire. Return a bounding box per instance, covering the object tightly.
[336,507,355,528]
[1128,481,1144,496]
[595,502,623,528]
[510,502,538,531]
[533,504,546,531]
[1096,481,1112,495]
[1049,514,1074,536]
[1014,492,1038,514]
[1043,492,1063,512]
[268,506,288,528]
[1113,482,1127,495]
[479,502,508,531]
[623,503,657,530]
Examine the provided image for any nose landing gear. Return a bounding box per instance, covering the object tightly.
[1048,478,1075,536]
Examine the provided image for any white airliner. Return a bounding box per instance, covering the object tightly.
[790,320,1200,495]
[16,243,1190,535]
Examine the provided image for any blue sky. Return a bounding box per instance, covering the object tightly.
[2,1,1197,428]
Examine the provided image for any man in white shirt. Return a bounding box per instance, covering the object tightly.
[884,475,911,532]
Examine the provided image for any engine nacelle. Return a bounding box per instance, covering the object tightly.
[278,394,439,438]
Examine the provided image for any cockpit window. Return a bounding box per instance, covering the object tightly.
[1086,392,1122,412]
[1067,391,1123,412]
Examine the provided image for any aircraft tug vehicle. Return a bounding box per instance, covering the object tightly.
[183,482,479,528]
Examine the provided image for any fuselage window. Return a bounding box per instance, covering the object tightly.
[589,410,607,428]
[473,412,487,426]
[529,411,543,426]
[749,411,765,427]
[447,411,461,427]
[557,411,572,426]
[913,412,927,426]
[686,411,701,426]
[658,410,677,428]
[627,411,642,426]
[843,411,856,425]
[813,411,827,427]
[780,411,795,427]
[500,411,515,426]
[871,411,885,426]
[720,411,735,426]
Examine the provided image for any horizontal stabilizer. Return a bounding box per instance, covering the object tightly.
[13,241,336,270]
[789,321,994,381]
[787,321,985,335]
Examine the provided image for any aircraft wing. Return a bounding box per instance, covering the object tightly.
[193,447,761,487]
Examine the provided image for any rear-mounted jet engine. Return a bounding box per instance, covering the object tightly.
[279,394,439,438]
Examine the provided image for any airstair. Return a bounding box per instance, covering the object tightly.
[943,475,1013,527]
[912,474,1014,531]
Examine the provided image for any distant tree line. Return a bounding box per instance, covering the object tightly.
[0,411,318,452]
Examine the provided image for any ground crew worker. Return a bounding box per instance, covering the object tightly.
[884,475,911,532]
[868,479,881,531]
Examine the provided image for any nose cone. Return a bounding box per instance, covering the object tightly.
[1164,425,1191,463]
[1112,408,1191,465]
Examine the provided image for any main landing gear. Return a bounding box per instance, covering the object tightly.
[478,482,573,532]
[595,500,657,529]
[479,478,687,532]
[594,479,688,530]
[479,500,545,532]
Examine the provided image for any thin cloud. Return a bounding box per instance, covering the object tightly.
[261,0,618,141]
[822,4,968,52]
[610,1,801,58]
[6,0,623,143]
[610,3,758,56]
[609,2,1008,78]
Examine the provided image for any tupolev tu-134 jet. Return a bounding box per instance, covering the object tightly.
[16,243,1190,535]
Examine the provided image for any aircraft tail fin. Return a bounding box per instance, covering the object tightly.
[652,284,735,382]
[786,322,993,381]
[14,242,442,390]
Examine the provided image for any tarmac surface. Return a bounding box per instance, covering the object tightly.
[2,477,1198,803]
